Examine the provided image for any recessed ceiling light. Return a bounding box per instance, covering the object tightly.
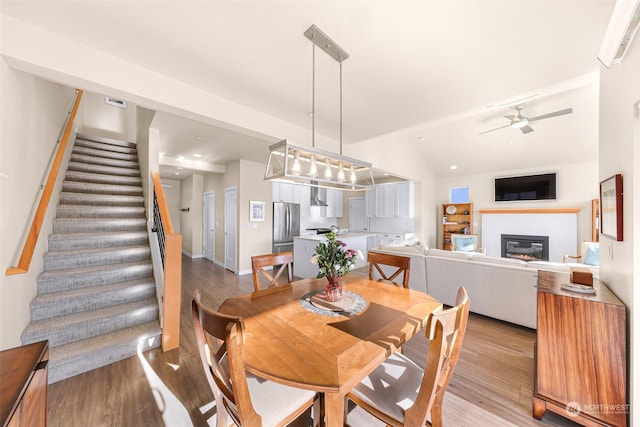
[450,165,458,170]
[193,154,202,158]
[417,136,425,142]
[196,136,202,141]
[177,167,184,170]
[174,172,180,175]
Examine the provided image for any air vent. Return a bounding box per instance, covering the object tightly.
[104,96,127,109]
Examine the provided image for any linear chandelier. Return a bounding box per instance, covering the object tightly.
[264,25,375,191]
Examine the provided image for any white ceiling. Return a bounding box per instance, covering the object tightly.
[1,1,614,179]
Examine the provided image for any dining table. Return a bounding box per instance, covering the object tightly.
[218,274,443,426]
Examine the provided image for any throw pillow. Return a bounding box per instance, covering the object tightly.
[454,236,475,252]
[583,245,599,266]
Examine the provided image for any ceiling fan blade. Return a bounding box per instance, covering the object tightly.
[528,108,573,122]
[479,124,512,135]
[520,125,534,134]
[503,114,516,121]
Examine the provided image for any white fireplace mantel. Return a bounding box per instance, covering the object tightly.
[480,209,579,263]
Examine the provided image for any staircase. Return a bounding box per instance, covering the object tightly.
[21,133,162,383]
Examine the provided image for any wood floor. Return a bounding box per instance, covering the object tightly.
[47,256,579,426]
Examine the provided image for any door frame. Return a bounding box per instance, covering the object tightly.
[224,186,237,273]
[203,191,215,263]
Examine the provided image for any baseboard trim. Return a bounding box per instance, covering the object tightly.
[182,250,203,259]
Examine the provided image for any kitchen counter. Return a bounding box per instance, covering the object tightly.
[294,232,376,242]
[293,234,376,278]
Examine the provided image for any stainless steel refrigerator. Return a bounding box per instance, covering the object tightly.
[272,202,300,254]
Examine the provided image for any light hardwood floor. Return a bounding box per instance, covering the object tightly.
[47,257,579,426]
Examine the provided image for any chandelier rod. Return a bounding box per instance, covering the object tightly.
[312,44,315,148]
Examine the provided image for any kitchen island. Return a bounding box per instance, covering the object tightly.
[293,233,376,278]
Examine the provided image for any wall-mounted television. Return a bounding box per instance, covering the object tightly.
[494,173,557,202]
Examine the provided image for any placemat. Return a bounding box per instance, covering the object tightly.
[300,290,367,317]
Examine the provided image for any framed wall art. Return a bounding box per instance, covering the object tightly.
[599,174,623,241]
[249,201,265,222]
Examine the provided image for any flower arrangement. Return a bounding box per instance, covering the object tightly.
[311,232,363,280]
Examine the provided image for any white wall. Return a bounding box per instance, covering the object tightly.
[179,175,203,257]
[435,161,599,249]
[79,91,137,142]
[598,33,640,424]
[0,62,77,349]
[160,179,182,234]
[237,160,274,273]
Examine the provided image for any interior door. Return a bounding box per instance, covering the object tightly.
[203,191,215,262]
[349,197,367,231]
[224,187,237,273]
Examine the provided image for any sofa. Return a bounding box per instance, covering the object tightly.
[368,245,599,329]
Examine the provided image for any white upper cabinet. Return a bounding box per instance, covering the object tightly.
[365,181,414,218]
[273,182,310,217]
[325,189,344,218]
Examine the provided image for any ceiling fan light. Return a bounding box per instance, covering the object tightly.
[512,118,529,129]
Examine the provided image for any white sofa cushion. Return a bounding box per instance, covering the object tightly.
[427,248,472,260]
[469,254,526,267]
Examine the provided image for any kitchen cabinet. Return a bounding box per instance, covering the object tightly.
[324,189,344,218]
[366,181,414,218]
[533,271,626,427]
[0,341,48,427]
[273,182,310,218]
[375,232,415,247]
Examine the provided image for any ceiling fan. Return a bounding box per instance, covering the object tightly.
[479,105,573,135]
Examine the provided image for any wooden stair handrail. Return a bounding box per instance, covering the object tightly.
[152,171,181,352]
[6,89,83,276]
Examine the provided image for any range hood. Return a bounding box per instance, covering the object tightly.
[310,181,328,206]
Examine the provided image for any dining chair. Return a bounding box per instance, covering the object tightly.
[251,251,293,292]
[346,287,470,427]
[191,289,321,427]
[368,251,411,288]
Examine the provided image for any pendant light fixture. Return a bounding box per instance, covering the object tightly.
[264,25,375,191]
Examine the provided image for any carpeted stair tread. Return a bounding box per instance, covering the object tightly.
[48,321,161,383]
[72,146,138,163]
[48,230,148,250]
[59,192,144,207]
[64,170,141,186]
[43,245,151,271]
[30,278,156,321]
[62,180,143,196]
[74,138,138,156]
[21,297,159,347]
[23,133,164,384]
[37,260,152,293]
[67,161,140,177]
[76,133,137,149]
[56,204,145,219]
[70,153,139,170]
[52,217,146,233]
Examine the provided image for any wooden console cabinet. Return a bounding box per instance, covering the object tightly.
[533,271,626,426]
[0,341,48,427]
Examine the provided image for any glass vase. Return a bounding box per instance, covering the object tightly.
[325,276,343,302]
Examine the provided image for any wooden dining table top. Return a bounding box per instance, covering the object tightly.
[218,274,443,396]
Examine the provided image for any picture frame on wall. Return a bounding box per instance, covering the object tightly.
[249,201,265,222]
[599,174,623,241]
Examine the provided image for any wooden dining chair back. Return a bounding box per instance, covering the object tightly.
[192,289,319,427]
[347,287,470,427]
[251,251,293,292]
[368,252,411,288]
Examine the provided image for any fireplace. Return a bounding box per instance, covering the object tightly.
[501,234,549,261]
